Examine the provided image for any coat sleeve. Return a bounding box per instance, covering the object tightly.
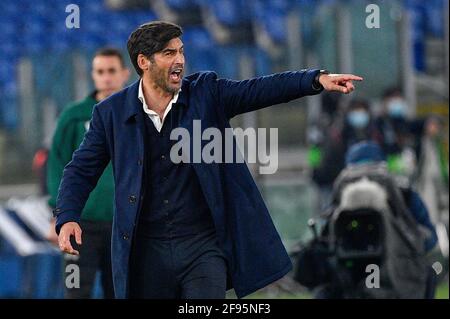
[54,104,110,234]
[210,69,323,119]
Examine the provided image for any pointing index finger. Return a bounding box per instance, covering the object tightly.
[340,74,364,81]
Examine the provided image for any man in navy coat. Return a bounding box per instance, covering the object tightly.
[55,21,362,299]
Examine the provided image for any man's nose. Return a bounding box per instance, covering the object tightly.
[102,74,113,82]
[175,52,185,65]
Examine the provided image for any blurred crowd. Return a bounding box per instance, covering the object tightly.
[308,88,449,219]
[292,89,449,298]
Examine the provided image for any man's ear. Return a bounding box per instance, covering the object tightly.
[137,54,149,73]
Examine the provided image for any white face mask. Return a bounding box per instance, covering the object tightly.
[387,98,408,118]
[347,110,370,129]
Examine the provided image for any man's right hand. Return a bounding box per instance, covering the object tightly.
[58,222,82,255]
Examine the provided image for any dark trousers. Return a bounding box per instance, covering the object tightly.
[129,228,227,299]
[65,220,114,299]
[425,265,438,299]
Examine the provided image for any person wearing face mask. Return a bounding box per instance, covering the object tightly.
[344,101,372,142]
[376,88,410,153]
[375,87,424,177]
[311,99,381,208]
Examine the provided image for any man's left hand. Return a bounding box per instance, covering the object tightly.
[319,74,363,94]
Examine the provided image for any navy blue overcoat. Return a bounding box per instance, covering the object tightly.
[55,70,322,298]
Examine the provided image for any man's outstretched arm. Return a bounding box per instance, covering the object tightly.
[211,69,363,119]
[54,104,110,255]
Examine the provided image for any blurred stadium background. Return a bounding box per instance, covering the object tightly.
[0,0,448,298]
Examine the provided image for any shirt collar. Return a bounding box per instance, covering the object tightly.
[138,79,181,116]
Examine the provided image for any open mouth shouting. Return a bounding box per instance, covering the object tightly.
[169,67,183,83]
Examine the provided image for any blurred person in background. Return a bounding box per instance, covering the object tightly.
[319,91,342,125]
[416,115,449,262]
[374,87,424,177]
[310,99,381,208]
[46,48,130,298]
[416,115,449,224]
[306,92,342,187]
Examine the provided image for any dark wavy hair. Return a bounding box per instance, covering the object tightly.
[127,21,183,76]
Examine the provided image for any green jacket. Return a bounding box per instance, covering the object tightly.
[47,93,114,221]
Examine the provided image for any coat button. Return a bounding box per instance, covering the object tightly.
[52,208,61,217]
[163,199,169,204]
[129,195,136,203]
[123,234,130,240]
[161,155,166,160]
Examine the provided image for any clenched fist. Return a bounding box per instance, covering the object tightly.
[58,222,83,255]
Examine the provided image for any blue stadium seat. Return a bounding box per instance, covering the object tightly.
[207,0,252,27]
[83,13,107,34]
[84,0,105,15]
[165,0,198,10]
[0,59,15,82]
[0,1,22,17]
[0,42,17,61]
[183,27,218,72]
[251,0,290,44]
[104,32,129,49]
[0,19,21,44]
[22,36,48,54]
[405,0,427,71]
[49,32,74,52]
[264,11,287,44]
[28,1,53,17]
[101,10,162,48]
[215,45,242,78]
[183,27,215,48]
[253,47,273,76]
[267,0,296,12]
[131,11,158,26]
[0,80,19,129]
[78,33,106,50]
[424,0,445,37]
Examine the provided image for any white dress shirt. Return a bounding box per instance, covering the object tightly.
[138,79,180,132]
